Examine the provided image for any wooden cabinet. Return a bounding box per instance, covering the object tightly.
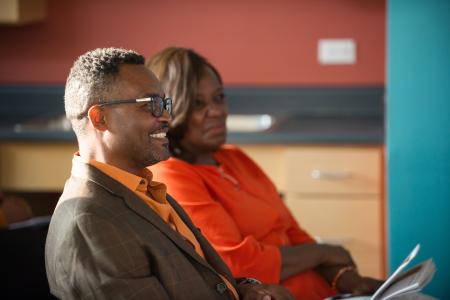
[0,142,76,191]
[0,0,47,25]
[240,145,385,278]
[0,141,385,277]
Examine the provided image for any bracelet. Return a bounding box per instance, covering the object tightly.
[331,266,355,291]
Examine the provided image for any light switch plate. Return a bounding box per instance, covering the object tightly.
[318,39,357,65]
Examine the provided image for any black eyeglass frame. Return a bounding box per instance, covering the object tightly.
[96,96,172,118]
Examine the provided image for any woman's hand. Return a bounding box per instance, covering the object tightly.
[317,244,356,267]
[350,277,383,295]
[281,242,382,295]
[336,270,383,295]
[280,243,355,280]
[314,244,383,295]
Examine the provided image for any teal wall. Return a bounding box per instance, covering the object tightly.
[387,0,450,298]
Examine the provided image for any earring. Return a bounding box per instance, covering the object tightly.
[173,147,182,155]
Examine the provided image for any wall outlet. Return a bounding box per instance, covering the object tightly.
[318,39,356,65]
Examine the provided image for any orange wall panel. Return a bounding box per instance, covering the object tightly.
[0,0,385,85]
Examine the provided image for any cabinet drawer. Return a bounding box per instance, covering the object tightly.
[285,194,383,278]
[285,147,381,194]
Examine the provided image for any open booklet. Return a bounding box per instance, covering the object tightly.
[325,244,436,300]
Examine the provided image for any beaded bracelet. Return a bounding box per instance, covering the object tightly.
[331,265,355,291]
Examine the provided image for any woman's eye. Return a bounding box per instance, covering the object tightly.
[214,93,226,104]
[193,99,206,110]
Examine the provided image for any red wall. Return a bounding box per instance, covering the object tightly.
[0,0,385,85]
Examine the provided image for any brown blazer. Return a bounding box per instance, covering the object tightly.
[45,159,237,300]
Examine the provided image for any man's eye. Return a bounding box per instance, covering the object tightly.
[140,103,152,112]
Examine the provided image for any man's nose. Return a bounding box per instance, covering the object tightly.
[158,109,172,121]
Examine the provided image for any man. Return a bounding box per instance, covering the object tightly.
[45,48,293,300]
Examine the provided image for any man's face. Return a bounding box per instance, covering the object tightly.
[101,64,171,171]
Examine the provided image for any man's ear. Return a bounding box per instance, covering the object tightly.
[87,105,107,131]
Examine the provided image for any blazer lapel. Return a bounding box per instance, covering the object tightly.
[71,159,217,274]
[121,191,217,272]
[167,195,236,282]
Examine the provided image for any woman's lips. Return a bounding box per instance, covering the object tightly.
[206,123,227,135]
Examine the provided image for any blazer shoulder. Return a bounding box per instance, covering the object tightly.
[57,174,128,221]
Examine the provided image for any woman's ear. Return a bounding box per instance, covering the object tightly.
[87,105,107,131]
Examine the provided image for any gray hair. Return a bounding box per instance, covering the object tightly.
[64,47,144,135]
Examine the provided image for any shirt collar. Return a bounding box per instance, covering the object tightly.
[74,153,147,192]
[74,153,167,198]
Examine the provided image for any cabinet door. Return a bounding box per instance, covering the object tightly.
[239,145,287,190]
[0,142,76,191]
[285,147,381,194]
[285,193,383,278]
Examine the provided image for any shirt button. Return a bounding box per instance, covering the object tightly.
[215,282,227,294]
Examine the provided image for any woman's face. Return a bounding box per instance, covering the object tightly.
[180,66,228,155]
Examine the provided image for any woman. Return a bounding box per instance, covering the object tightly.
[147,47,382,300]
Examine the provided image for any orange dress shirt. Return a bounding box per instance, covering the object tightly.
[151,145,336,300]
[87,157,238,300]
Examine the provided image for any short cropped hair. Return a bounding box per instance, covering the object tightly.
[146,47,222,157]
[64,47,144,135]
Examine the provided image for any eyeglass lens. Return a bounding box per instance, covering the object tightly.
[150,97,172,117]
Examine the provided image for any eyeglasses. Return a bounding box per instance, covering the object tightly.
[97,96,172,118]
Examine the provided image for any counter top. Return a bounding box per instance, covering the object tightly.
[0,85,384,144]
[0,117,383,144]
